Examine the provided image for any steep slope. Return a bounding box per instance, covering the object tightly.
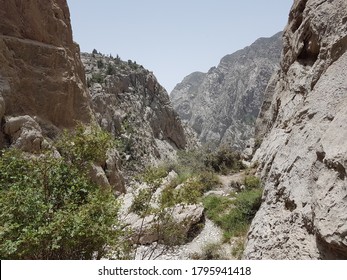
[0,0,128,194]
[171,33,282,150]
[0,0,92,132]
[244,0,347,259]
[81,53,189,172]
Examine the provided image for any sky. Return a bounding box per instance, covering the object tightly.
[67,0,293,93]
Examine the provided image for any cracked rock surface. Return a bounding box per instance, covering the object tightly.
[244,0,347,259]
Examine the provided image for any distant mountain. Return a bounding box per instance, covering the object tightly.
[170,32,282,150]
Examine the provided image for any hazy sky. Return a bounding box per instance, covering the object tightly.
[67,0,293,93]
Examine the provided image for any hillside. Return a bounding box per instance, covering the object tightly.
[171,33,282,150]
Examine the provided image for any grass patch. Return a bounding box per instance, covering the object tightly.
[203,187,263,241]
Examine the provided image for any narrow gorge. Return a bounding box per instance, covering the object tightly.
[0,0,346,261]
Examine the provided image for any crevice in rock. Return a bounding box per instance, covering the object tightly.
[289,0,308,32]
[316,150,326,162]
[284,198,297,212]
[297,31,320,67]
[323,159,346,180]
[316,234,347,259]
[186,213,206,242]
[302,215,314,234]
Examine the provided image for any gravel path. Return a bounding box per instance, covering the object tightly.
[133,172,247,260]
[134,218,224,260]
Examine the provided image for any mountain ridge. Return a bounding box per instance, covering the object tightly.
[171,32,282,150]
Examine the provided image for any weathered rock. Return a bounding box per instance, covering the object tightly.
[105,149,126,194]
[244,0,347,259]
[0,1,125,194]
[0,0,92,129]
[81,53,190,172]
[171,33,282,150]
[4,115,43,152]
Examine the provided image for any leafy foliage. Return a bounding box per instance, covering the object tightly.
[203,186,263,241]
[130,188,153,217]
[243,175,261,190]
[0,125,128,259]
[204,145,245,174]
[97,59,104,69]
[56,123,115,166]
[90,72,104,84]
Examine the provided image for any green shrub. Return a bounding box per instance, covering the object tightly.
[90,72,104,84]
[97,59,104,69]
[204,145,245,174]
[106,63,117,75]
[203,187,263,241]
[140,166,169,189]
[56,123,115,166]
[197,171,221,192]
[0,125,128,260]
[174,149,208,175]
[243,175,261,190]
[130,188,153,217]
[0,151,127,259]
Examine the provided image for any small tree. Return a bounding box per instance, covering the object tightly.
[97,59,104,69]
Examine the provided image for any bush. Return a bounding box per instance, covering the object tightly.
[0,125,128,259]
[203,187,263,241]
[56,123,115,166]
[204,145,245,174]
[90,72,104,84]
[243,175,261,190]
[97,59,104,69]
[140,166,169,189]
[106,63,117,75]
[130,188,153,217]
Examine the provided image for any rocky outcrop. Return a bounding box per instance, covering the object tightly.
[0,0,92,133]
[81,53,189,171]
[171,33,282,150]
[0,0,125,193]
[244,0,347,259]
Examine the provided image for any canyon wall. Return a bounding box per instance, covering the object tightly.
[244,0,347,259]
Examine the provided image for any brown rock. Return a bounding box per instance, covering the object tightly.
[0,0,92,129]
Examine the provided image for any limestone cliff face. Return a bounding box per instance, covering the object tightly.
[0,0,92,132]
[244,0,347,259]
[171,33,282,150]
[0,0,126,193]
[81,53,188,172]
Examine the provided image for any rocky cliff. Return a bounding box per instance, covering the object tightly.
[0,0,192,194]
[0,0,92,133]
[81,53,189,172]
[170,33,282,150]
[244,0,347,259]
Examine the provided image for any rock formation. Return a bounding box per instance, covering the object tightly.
[81,52,189,172]
[171,33,282,150]
[244,0,347,259]
[0,0,127,193]
[0,0,92,133]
